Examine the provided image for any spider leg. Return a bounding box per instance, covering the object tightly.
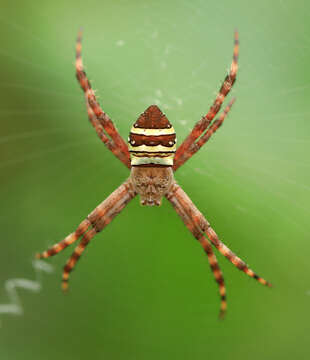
[173,98,235,171]
[75,29,131,166]
[198,235,227,318]
[62,228,97,291]
[85,95,131,168]
[36,179,136,289]
[166,189,227,317]
[36,219,91,259]
[173,31,239,171]
[61,178,136,290]
[167,183,272,287]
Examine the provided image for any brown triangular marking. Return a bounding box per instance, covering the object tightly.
[135,105,172,129]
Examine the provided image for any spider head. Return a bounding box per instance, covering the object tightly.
[130,166,174,206]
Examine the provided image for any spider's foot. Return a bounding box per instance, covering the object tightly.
[252,273,272,287]
[62,280,69,292]
[35,251,49,259]
[219,309,227,320]
[62,271,70,292]
[218,300,227,320]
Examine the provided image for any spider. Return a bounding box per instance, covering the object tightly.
[36,30,271,318]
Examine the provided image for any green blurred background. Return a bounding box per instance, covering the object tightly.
[0,0,309,359]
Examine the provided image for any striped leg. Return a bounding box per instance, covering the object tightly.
[62,228,97,291]
[75,29,130,165]
[168,183,272,287]
[166,188,227,317]
[61,179,137,290]
[205,227,271,287]
[36,219,91,259]
[198,235,227,318]
[173,98,235,171]
[173,31,239,171]
[85,96,131,168]
[36,177,134,260]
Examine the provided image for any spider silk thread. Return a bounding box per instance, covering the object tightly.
[0,259,54,327]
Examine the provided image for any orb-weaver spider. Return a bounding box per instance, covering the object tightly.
[36,30,271,318]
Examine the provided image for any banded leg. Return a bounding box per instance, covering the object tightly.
[166,188,227,317]
[36,219,91,259]
[62,228,96,291]
[198,235,227,318]
[173,31,239,171]
[173,98,235,170]
[75,29,130,165]
[85,96,131,168]
[168,183,272,287]
[205,227,271,287]
[61,178,137,290]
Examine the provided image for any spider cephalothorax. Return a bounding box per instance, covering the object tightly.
[36,30,271,318]
[131,165,174,206]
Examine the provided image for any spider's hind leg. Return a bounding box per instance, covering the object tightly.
[170,183,272,287]
[197,234,227,318]
[60,178,137,291]
[62,227,97,291]
[36,179,137,291]
[166,188,227,318]
[36,218,91,259]
[205,227,272,287]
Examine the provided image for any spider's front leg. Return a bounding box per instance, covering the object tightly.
[36,179,137,290]
[173,31,239,171]
[85,95,131,168]
[75,30,131,168]
[166,183,271,316]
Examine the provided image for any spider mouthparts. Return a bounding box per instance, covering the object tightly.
[140,199,161,206]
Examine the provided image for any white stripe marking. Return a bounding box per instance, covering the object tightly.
[131,155,174,166]
[130,127,175,136]
[129,144,176,152]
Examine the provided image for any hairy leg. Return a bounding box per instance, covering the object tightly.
[62,178,136,290]
[75,29,130,164]
[85,96,131,168]
[36,179,137,289]
[174,31,239,171]
[166,188,227,317]
[167,183,272,287]
[173,98,235,170]
[36,219,91,259]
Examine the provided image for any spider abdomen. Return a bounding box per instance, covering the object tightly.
[129,105,176,166]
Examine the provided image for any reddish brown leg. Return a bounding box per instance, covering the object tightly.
[61,178,136,290]
[167,182,271,287]
[173,31,239,171]
[37,179,137,290]
[173,98,235,171]
[36,219,91,259]
[75,29,130,164]
[85,96,131,168]
[61,228,97,291]
[166,187,227,317]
